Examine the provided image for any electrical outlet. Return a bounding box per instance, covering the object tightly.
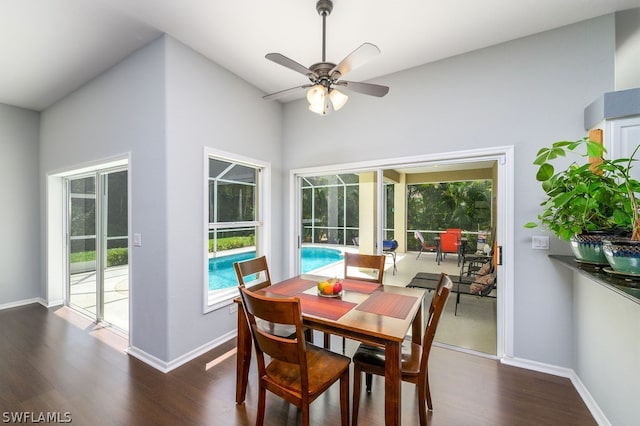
[532,235,549,250]
[229,304,238,314]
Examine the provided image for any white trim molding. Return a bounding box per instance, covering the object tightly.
[127,330,237,373]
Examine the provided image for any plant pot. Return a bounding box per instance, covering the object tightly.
[570,231,616,265]
[603,238,640,275]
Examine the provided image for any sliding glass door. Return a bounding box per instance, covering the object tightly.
[296,170,381,277]
[66,168,128,332]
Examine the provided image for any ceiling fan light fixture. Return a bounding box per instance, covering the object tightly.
[263,0,388,110]
[329,88,348,111]
[307,84,326,105]
[307,84,331,115]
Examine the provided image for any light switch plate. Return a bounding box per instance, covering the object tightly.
[133,233,142,247]
[532,235,549,250]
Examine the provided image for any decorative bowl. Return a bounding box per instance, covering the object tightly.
[603,238,640,275]
[317,290,343,298]
[570,231,617,265]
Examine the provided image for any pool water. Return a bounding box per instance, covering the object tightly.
[300,246,343,273]
[208,247,344,291]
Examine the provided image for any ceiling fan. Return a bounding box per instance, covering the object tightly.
[263,0,389,115]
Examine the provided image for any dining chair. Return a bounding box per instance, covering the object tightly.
[238,286,351,426]
[233,255,271,290]
[234,256,311,340]
[344,252,385,283]
[351,273,453,426]
[324,252,385,352]
[438,231,461,266]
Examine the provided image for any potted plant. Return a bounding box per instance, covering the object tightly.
[525,137,639,264]
[599,145,640,274]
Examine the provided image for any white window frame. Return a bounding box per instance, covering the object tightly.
[203,147,270,313]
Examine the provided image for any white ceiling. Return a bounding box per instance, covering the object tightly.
[2,0,640,111]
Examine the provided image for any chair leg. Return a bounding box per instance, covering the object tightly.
[301,403,310,426]
[352,364,362,426]
[340,371,349,426]
[426,378,433,411]
[324,332,330,349]
[342,336,346,354]
[365,373,372,394]
[256,384,266,426]
[417,386,427,426]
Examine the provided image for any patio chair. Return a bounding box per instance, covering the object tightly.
[456,245,497,315]
[437,231,461,266]
[414,231,436,259]
[238,287,351,426]
[382,239,399,275]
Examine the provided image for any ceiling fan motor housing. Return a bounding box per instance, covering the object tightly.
[316,0,333,16]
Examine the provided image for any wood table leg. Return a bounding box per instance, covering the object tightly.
[235,301,252,404]
[411,303,423,345]
[384,341,401,426]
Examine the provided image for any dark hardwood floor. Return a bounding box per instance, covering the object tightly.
[0,304,595,425]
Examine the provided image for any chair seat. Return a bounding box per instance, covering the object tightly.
[352,341,422,376]
[265,344,351,398]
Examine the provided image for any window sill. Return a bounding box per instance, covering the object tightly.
[205,287,239,313]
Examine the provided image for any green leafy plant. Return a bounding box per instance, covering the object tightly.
[525,137,640,241]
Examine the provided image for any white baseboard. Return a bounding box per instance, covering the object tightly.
[127,330,237,374]
[41,298,64,308]
[501,356,610,426]
[0,297,45,311]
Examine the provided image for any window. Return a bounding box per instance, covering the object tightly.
[205,151,268,311]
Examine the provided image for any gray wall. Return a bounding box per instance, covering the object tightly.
[0,104,40,306]
[282,15,616,367]
[40,36,170,359]
[38,35,283,363]
[164,37,282,360]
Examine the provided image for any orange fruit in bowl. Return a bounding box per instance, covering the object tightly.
[323,282,335,295]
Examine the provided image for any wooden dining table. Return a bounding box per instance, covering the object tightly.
[235,274,426,426]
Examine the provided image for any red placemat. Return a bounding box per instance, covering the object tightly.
[340,279,381,294]
[355,291,418,319]
[266,278,317,296]
[296,293,357,321]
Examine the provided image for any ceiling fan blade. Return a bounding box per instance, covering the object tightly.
[263,84,313,101]
[265,53,317,80]
[335,80,389,97]
[330,42,381,80]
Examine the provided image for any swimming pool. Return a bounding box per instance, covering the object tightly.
[208,247,344,291]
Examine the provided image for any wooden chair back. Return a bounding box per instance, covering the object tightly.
[238,286,351,425]
[234,256,271,290]
[238,287,308,385]
[420,273,452,373]
[344,252,385,283]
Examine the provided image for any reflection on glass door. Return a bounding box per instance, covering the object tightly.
[68,175,98,317]
[67,168,128,332]
[298,171,379,276]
